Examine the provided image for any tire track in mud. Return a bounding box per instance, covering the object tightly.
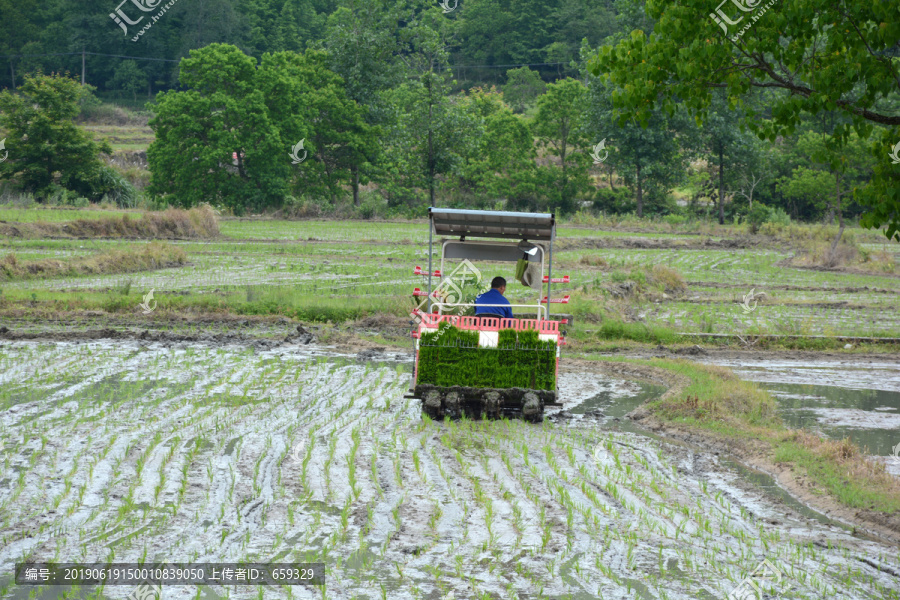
[2,341,900,600]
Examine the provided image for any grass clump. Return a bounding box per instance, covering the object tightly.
[647,359,779,427]
[0,241,186,281]
[416,323,556,390]
[774,430,900,512]
[595,319,679,345]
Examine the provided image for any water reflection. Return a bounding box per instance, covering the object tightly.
[763,382,900,455]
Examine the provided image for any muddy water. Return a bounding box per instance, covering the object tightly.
[1,341,899,600]
[697,357,900,476]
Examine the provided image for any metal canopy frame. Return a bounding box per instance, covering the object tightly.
[427,207,557,318]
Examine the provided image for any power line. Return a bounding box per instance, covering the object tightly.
[449,62,568,68]
[86,52,179,63]
[0,50,563,69]
[0,51,179,63]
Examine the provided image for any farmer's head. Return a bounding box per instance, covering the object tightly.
[491,276,507,294]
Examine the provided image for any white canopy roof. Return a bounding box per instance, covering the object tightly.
[429,208,555,241]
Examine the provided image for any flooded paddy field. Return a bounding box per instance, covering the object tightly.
[3,218,899,339]
[695,356,900,477]
[1,340,899,600]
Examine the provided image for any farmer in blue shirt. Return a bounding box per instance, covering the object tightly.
[475,277,513,319]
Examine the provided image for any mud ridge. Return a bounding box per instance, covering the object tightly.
[776,255,900,280]
[559,236,762,251]
[685,281,900,294]
[0,325,315,349]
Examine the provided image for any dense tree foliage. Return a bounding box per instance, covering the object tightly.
[0,73,115,200]
[148,45,289,212]
[0,0,895,232]
[587,0,900,238]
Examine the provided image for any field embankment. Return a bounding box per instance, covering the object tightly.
[0,241,186,282]
[0,206,218,239]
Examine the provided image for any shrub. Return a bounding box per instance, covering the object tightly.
[748,204,792,234]
[747,203,771,234]
[768,206,791,226]
[662,213,689,226]
[578,254,608,267]
[592,187,634,214]
[650,264,685,293]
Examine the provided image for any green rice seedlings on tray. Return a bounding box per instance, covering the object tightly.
[418,323,556,390]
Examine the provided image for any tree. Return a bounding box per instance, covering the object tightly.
[778,129,873,253]
[502,67,546,114]
[690,92,758,224]
[532,78,592,214]
[730,137,771,211]
[0,73,112,198]
[776,168,833,221]
[455,0,557,67]
[322,0,403,205]
[259,49,379,205]
[385,0,472,207]
[581,69,686,217]
[587,0,900,238]
[455,86,537,203]
[111,60,148,101]
[381,81,477,207]
[148,44,288,213]
[0,0,40,88]
[175,0,246,56]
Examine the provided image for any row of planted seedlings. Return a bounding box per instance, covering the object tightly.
[455,417,616,595]
[407,414,561,596]
[564,426,896,599]
[265,359,412,593]
[5,344,898,598]
[0,343,143,533]
[104,351,345,590]
[5,345,302,570]
[386,409,691,597]
[416,408,898,600]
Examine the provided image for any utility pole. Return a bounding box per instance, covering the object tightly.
[81,47,86,85]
